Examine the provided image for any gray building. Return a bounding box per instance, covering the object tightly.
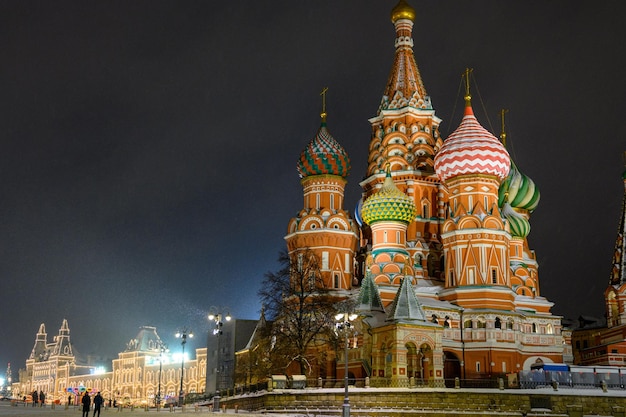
[205,319,256,393]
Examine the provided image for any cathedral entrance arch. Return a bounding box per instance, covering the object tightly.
[417,343,432,385]
[443,351,461,387]
[405,343,418,379]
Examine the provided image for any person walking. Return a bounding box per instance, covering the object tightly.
[81,393,91,417]
[93,392,103,417]
[39,391,45,407]
[32,390,38,407]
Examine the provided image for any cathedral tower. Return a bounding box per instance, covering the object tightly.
[361,168,417,303]
[286,92,359,290]
[434,74,514,310]
[359,0,445,286]
[606,153,626,327]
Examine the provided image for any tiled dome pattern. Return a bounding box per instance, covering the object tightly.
[297,124,350,178]
[434,108,510,183]
[361,173,417,224]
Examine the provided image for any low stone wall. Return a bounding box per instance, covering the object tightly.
[219,388,626,416]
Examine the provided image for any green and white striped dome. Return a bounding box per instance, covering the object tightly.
[498,160,540,212]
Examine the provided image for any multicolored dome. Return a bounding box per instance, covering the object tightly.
[361,170,417,225]
[297,123,351,178]
[498,160,540,212]
[434,106,510,184]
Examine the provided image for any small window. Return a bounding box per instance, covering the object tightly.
[431,315,438,324]
[491,269,497,284]
[468,268,475,285]
[464,320,473,329]
[322,252,329,270]
[495,317,501,329]
[475,362,481,373]
[334,274,340,289]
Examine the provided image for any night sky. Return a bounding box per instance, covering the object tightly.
[1,1,625,376]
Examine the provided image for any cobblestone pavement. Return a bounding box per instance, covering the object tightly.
[0,403,278,416]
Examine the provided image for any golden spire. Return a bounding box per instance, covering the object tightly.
[320,86,328,124]
[463,68,473,107]
[499,108,509,147]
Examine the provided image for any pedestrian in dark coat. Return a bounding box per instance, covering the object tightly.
[39,391,45,407]
[32,391,38,407]
[81,394,91,417]
[93,392,103,417]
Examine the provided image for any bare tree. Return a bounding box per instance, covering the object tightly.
[258,249,339,376]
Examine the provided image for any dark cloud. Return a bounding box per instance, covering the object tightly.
[0,1,624,373]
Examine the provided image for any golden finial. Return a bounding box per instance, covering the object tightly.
[391,0,416,23]
[463,68,473,106]
[499,109,509,147]
[320,87,328,123]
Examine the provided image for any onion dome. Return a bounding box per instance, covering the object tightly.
[434,105,511,184]
[354,198,364,227]
[297,122,351,179]
[361,169,417,225]
[391,0,415,23]
[502,203,531,238]
[498,160,540,212]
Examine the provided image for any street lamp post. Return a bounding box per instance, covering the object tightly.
[208,308,231,412]
[175,328,193,407]
[156,344,168,409]
[335,312,358,417]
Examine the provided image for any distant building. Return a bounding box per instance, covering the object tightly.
[205,319,257,394]
[13,321,208,405]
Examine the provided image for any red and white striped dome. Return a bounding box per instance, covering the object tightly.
[434,106,510,183]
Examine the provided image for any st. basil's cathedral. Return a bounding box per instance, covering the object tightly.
[286,0,564,385]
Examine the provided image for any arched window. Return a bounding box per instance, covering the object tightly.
[431,314,438,324]
[495,317,502,329]
[464,319,473,329]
